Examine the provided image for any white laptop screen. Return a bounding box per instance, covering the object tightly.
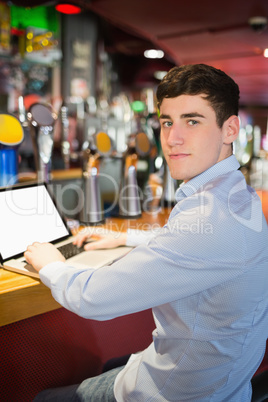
[0,183,70,262]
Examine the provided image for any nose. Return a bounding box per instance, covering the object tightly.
[166,125,184,147]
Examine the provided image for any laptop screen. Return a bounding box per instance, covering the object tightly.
[0,183,70,262]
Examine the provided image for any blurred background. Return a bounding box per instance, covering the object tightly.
[1,0,268,216]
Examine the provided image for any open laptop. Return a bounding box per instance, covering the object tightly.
[0,182,132,278]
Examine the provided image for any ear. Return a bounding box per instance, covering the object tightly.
[223,115,240,145]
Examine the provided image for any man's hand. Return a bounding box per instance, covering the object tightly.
[73,227,127,251]
[24,242,65,272]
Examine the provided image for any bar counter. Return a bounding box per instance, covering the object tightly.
[1,192,267,402]
[0,209,171,327]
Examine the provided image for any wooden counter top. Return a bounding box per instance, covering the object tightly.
[19,168,83,182]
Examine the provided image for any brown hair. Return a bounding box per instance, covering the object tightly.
[156,64,240,128]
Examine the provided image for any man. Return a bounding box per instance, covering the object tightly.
[26,64,268,401]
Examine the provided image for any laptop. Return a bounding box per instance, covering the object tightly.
[0,182,132,278]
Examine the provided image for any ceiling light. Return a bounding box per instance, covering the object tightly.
[55,4,81,14]
[248,16,268,32]
[144,49,164,59]
[154,71,168,80]
[264,48,268,58]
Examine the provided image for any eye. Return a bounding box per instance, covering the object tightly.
[188,119,199,126]
[161,120,172,128]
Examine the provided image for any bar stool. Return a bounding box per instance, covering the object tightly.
[251,370,268,402]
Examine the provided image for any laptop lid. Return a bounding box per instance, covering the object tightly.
[0,182,71,264]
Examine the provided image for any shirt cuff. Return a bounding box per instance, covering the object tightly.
[39,261,67,288]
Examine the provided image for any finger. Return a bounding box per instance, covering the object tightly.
[84,239,111,251]
[73,234,88,247]
[73,230,101,247]
[24,250,32,263]
[26,244,35,252]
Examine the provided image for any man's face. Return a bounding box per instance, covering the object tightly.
[159,94,232,182]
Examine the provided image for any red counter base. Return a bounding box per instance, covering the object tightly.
[1,307,267,402]
[0,307,155,402]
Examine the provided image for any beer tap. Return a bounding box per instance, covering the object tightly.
[18,96,28,127]
[119,131,150,218]
[80,132,113,225]
[60,104,71,169]
[27,102,57,183]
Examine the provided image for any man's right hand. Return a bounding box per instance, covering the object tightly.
[73,227,127,251]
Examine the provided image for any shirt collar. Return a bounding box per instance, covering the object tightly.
[175,155,240,202]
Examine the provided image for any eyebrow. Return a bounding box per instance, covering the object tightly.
[159,114,171,120]
[181,112,205,119]
[159,112,205,120]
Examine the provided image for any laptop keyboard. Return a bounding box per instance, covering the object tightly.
[57,242,85,259]
[21,242,86,266]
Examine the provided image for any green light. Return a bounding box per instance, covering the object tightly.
[131,101,146,113]
[11,5,59,32]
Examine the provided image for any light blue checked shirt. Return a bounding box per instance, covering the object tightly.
[40,155,268,401]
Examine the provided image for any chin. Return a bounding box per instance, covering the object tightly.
[170,172,185,181]
[168,166,184,179]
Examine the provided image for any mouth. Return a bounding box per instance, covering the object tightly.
[169,153,190,160]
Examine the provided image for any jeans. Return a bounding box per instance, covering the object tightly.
[33,366,124,401]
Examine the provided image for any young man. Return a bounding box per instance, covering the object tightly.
[26,64,268,401]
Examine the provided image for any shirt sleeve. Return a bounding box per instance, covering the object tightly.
[125,228,160,247]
